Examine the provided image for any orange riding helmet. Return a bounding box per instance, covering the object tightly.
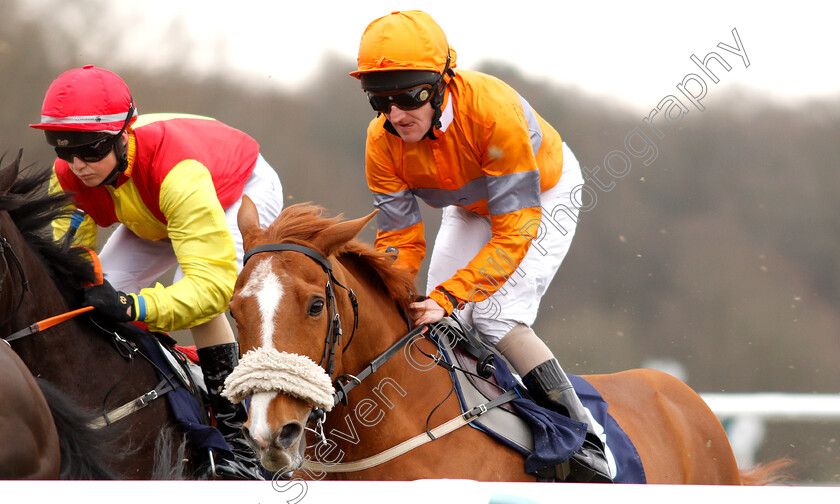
[351,10,457,83]
[351,11,457,131]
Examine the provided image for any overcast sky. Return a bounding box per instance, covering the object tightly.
[17,1,840,112]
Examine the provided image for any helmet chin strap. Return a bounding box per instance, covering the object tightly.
[97,135,129,187]
[97,102,134,187]
[98,170,119,188]
[425,52,453,140]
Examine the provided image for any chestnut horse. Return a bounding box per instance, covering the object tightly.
[0,153,190,479]
[227,200,779,484]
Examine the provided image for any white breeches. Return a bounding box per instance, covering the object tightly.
[426,143,584,345]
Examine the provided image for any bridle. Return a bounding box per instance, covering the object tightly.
[242,242,364,441]
[0,233,29,331]
[242,243,359,379]
[241,242,436,409]
[240,242,517,474]
[242,242,430,454]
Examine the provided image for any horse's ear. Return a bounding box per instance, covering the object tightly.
[237,195,261,240]
[0,150,22,196]
[314,210,378,257]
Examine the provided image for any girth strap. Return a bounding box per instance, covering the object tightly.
[88,376,176,429]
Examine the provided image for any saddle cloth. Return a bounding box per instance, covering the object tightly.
[117,323,231,465]
[432,327,646,483]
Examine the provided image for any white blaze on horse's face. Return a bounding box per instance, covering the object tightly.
[238,258,284,349]
[247,391,278,447]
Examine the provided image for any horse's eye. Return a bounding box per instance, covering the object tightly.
[308,298,325,316]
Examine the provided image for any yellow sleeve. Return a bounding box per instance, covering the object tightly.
[48,169,98,248]
[138,161,237,332]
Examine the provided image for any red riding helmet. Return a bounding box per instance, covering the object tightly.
[30,65,137,148]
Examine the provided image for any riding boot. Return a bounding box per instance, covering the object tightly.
[522,359,613,483]
[197,342,265,480]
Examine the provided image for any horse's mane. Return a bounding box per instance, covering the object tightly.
[253,203,417,311]
[1,163,98,294]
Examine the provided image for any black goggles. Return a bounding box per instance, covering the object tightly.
[53,101,135,163]
[366,84,435,113]
[54,134,118,163]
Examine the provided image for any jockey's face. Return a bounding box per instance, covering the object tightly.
[67,132,125,187]
[384,102,434,143]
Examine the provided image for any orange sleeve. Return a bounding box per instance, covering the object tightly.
[366,124,427,278]
[431,94,543,310]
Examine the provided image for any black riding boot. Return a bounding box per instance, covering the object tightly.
[522,359,613,483]
[197,343,264,480]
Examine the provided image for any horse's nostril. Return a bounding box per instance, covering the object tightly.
[276,423,303,450]
[240,425,263,452]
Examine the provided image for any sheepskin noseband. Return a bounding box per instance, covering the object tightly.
[222,347,335,411]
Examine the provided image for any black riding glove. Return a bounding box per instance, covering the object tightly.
[83,279,138,323]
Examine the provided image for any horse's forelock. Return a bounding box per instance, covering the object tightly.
[260,203,343,253]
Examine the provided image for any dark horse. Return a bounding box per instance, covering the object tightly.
[0,339,59,479]
[1,341,120,479]
[0,152,192,479]
[226,199,788,484]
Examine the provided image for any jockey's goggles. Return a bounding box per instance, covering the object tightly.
[54,134,118,163]
[366,84,435,113]
[51,102,134,164]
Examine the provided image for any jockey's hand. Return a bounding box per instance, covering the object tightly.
[83,279,137,323]
[410,297,446,326]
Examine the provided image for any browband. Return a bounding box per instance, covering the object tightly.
[243,243,332,273]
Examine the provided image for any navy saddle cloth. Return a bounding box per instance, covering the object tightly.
[116,323,231,464]
[433,329,646,483]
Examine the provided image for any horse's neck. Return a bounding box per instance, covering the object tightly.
[325,262,462,456]
[2,216,173,478]
[6,225,94,378]
[5,230,71,330]
[337,259,411,373]
[324,329,459,460]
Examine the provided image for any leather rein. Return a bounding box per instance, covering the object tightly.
[0,234,29,331]
[1,231,174,428]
